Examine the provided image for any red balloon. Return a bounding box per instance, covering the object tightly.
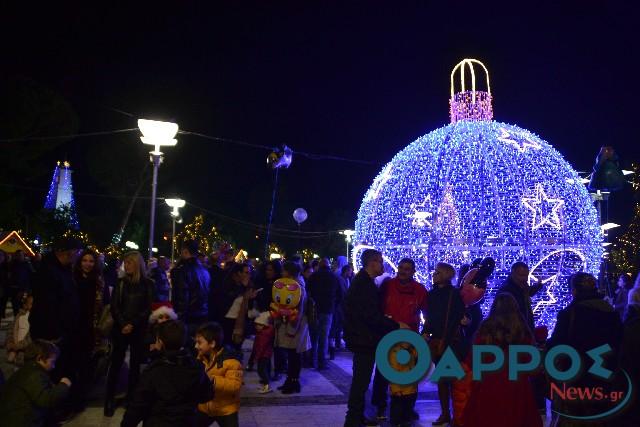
[460,268,486,307]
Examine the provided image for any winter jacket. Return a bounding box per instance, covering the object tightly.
[547,293,624,421]
[379,277,427,332]
[461,336,541,427]
[76,275,108,353]
[111,276,154,331]
[0,362,70,427]
[172,257,210,322]
[121,349,213,427]
[614,287,630,319]
[198,347,243,417]
[29,252,78,341]
[343,270,398,353]
[253,325,275,360]
[425,283,465,342]
[547,293,623,372]
[273,280,311,352]
[497,277,536,332]
[9,259,33,292]
[149,267,171,303]
[307,267,343,314]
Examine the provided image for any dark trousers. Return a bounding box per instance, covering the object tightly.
[106,327,146,400]
[257,357,271,384]
[390,393,417,425]
[285,348,302,379]
[371,368,389,410]
[310,313,333,367]
[345,351,376,426]
[274,346,288,374]
[195,411,239,427]
[222,318,242,352]
[0,287,20,318]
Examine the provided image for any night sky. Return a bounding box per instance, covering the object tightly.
[3,2,639,255]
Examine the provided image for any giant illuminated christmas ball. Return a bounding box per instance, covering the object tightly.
[353,59,602,330]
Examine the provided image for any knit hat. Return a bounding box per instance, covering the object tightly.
[149,303,177,324]
[254,311,272,327]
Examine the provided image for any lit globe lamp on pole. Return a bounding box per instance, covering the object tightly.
[165,198,186,264]
[138,119,179,260]
[340,229,355,260]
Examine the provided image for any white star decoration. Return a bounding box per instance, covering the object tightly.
[522,184,565,230]
[407,195,433,227]
[365,164,393,201]
[498,128,542,153]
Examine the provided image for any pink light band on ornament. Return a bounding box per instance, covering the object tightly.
[449,90,493,123]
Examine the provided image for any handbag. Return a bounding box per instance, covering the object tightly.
[97,280,123,338]
[97,305,114,338]
[428,289,454,359]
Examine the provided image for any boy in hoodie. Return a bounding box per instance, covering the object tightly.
[195,321,243,427]
[121,320,213,427]
[253,311,275,393]
[0,340,71,427]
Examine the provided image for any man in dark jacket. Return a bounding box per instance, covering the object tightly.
[497,261,542,332]
[149,256,171,302]
[343,249,406,427]
[172,240,211,335]
[307,258,343,369]
[121,320,213,427]
[547,272,624,423]
[29,237,83,385]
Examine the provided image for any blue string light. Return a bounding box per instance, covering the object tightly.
[353,60,602,332]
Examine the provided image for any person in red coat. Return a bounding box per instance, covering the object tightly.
[461,293,542,427]
[254,311,275,393]
[372,258,428,424]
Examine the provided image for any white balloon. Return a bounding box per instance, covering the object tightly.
[293,208,308,224]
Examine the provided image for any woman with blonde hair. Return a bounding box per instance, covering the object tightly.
[104,251,154,417]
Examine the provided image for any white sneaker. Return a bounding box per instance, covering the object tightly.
[257,384,273,394]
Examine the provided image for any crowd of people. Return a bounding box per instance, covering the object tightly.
[0,238,354,426]
[342,249,640,427]
[0,240,638,427]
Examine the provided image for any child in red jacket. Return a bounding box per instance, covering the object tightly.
[254,311,275,393]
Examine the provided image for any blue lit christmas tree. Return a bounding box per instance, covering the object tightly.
[44,161,79,229]
[353,59,602,331]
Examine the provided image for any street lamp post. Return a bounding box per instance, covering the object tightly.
[165,198,186,264]
[138,119,179,260]
[340,229,355,261]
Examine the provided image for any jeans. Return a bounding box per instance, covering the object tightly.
[345,351,376,426]
[310,313,333,367]
[195,411,239,427]
[257,357,271,384]
[371,368,389,411]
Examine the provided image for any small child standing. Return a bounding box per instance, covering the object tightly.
[0,340,72,426]
[6,293,33,366]
[195,322,243,427]
[253,311,275,393]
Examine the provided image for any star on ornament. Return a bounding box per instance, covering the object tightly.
[522,184,565,230]
[406,196,433,227]
[364,164,393,201]
[497,128,541,153]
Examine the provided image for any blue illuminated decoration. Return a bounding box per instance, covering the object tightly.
[44,161,79,229]
[353,59,602,332]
